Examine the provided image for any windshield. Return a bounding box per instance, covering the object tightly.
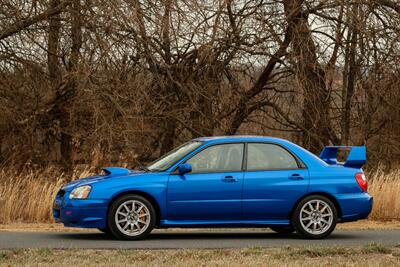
[146,141,203,171]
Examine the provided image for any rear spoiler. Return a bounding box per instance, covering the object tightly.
[319,146,366,168]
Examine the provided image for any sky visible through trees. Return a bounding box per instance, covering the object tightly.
[0,0,399,170]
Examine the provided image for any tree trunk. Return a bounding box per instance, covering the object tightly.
[47,0,62,85]
[224,0,298,135]
[159,118,176,156]
[158,0,176,155]
[191,89,214,137]
[341,5,359,145]
[286,0,331,153]
[0,0,71,40]
[161,0,172,65]
[46,0,63,164]
[57,0,82,169]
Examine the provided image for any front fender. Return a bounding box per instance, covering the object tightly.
[88,173,169,220]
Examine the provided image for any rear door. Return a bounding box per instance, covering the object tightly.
[242,143,309,220]
[167,143,244,221]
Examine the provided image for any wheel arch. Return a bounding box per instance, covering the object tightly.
[107,190,161,226]
[289,192,342,221]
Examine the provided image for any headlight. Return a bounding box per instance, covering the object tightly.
[69,185,91,199]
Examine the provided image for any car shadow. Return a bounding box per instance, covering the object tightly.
[55,230,357,241]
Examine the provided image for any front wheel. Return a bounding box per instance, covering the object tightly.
[108,194,156,240]
[292,195,337,239]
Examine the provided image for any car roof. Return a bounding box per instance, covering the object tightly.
[193,135,288,143]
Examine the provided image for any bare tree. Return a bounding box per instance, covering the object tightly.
[1,0,400,170]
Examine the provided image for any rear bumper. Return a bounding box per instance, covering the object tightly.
[53,197,108,229]
[335,192,373,222]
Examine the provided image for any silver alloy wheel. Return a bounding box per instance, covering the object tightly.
[115,200,151,236]
[299,199,333,235]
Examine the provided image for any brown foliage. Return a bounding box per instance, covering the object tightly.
[0,0,400,169]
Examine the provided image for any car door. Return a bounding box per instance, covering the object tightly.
[167,143,244,221]
[242,143,309,220]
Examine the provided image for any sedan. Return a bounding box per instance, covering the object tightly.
[53,136,373,240]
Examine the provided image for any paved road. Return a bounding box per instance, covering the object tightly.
[0,230,399,249]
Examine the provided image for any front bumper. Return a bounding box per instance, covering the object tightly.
[335,192,373,222]
[53,190,108,229]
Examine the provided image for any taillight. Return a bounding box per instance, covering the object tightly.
[355,173,368,192]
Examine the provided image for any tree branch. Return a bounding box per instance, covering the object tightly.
[0,1,71,40]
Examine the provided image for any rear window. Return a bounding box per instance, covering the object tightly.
[247,143,299,171]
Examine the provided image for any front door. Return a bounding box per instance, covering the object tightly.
[167,143,244,221]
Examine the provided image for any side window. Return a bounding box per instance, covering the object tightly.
[187,143,244,173]
[247,143,299,171]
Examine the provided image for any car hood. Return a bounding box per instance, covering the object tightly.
[61,167,146,191]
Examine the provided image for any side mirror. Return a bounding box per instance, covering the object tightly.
[178,163,192,175]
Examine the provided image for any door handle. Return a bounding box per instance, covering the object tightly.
[221,175,238,182]
[289,174,304,180]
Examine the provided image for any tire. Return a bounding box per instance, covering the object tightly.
[108,194,156,240]
[292,195,337,239]
[270,226,295,234]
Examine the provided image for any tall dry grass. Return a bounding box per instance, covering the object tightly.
[0,166,95,223]
[0,167,399,223]
[369,169,400,220]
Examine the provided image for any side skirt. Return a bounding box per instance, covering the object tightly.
[158,220,290,228]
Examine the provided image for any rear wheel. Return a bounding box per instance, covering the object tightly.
[108,194,156,240]
[292,195,337,239]
[270,226,295,234]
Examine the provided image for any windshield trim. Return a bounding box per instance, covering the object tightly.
[146,141,203,172]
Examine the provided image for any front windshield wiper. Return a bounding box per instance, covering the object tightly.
[138,166,150,172]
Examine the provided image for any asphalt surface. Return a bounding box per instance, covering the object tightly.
[0,230,399,249]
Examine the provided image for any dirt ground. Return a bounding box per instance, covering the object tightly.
[1,245,399,267]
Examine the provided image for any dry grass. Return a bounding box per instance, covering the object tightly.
[369,169,400,220]
[336,220,400,230]
[0,167,399,224]
[0,223,95,232]
[0,167,95,223]
[0,245,399,267]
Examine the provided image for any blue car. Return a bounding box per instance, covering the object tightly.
[53,136,373,240]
